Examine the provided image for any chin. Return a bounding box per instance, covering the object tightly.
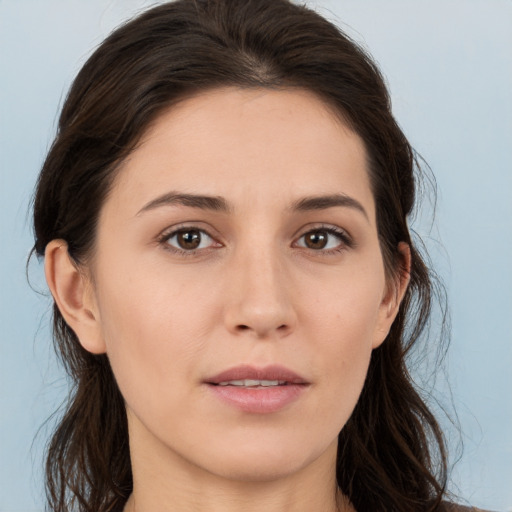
[208,457,308,483]
[198,435,337,483]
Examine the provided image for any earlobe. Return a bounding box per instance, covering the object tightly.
[44,240,106,354]
[372,242,411,349]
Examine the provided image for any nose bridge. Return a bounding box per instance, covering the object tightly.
[224,240,296,337]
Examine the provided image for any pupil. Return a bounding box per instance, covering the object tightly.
[306,231,327,249]
[178,230,201,249]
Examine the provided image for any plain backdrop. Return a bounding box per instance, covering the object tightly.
[0,1,511,511]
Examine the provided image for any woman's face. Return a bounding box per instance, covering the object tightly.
[81,87,402,482]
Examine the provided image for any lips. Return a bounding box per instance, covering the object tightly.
[205,364,309,386]
[204,364,310,414]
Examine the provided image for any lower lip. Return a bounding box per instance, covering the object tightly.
[206,384,308,413]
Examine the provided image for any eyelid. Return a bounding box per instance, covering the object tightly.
[293,224,354,252]
[157,223,223,254]
[156,222,354,256]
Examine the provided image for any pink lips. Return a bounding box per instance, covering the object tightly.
[204,364,310,414]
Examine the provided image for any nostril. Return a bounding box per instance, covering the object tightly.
[235,323,290,334]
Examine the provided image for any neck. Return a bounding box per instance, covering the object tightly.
[124,484,353,512]
[124,486,352,512]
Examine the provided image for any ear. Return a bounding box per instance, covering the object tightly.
[44,240,106,354]
[372,242,411,349]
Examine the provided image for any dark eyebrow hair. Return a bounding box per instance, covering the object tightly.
[290,193,369,221]
[137,191,368,221]
[137,192,231,215]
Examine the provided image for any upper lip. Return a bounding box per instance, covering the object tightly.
[205,364,309,385]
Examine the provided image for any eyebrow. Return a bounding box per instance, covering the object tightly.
[290,193,369,221]
[137,192,231,215]
[136,191,368,220]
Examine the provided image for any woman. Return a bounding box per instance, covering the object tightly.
[32,0,484,511]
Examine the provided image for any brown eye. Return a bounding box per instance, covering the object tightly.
[176,230,202,249]
[164,228,216,252]
[304,231,328,249]
[296,227,350,252]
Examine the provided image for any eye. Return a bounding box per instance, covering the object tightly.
[295,227,351,252]
[162,228,218,252]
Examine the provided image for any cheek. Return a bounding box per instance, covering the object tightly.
[301,261,385,420]
[309,314,374,421]
[92,257,223,419]
[304,257,385,348]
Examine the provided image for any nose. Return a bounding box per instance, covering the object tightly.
[223,247,297,339]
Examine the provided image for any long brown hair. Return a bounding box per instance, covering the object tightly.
[32,1,449,510]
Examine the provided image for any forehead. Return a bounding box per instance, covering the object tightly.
[108,87,375,220]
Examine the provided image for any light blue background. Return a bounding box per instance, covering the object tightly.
[1,1,511,511]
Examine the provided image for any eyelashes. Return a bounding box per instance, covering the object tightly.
[157,223,354,257]
[157,226,221,257]
[294,226,353,252]
[162,228,217,252]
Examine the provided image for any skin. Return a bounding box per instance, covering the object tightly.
[45,87,410,512]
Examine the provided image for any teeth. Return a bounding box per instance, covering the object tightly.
[218,380,245,386]
[217,379,286,387]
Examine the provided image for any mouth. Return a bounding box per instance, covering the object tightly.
[204,364,310,413]
[205,364,309,386]
[213,379,290,388]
